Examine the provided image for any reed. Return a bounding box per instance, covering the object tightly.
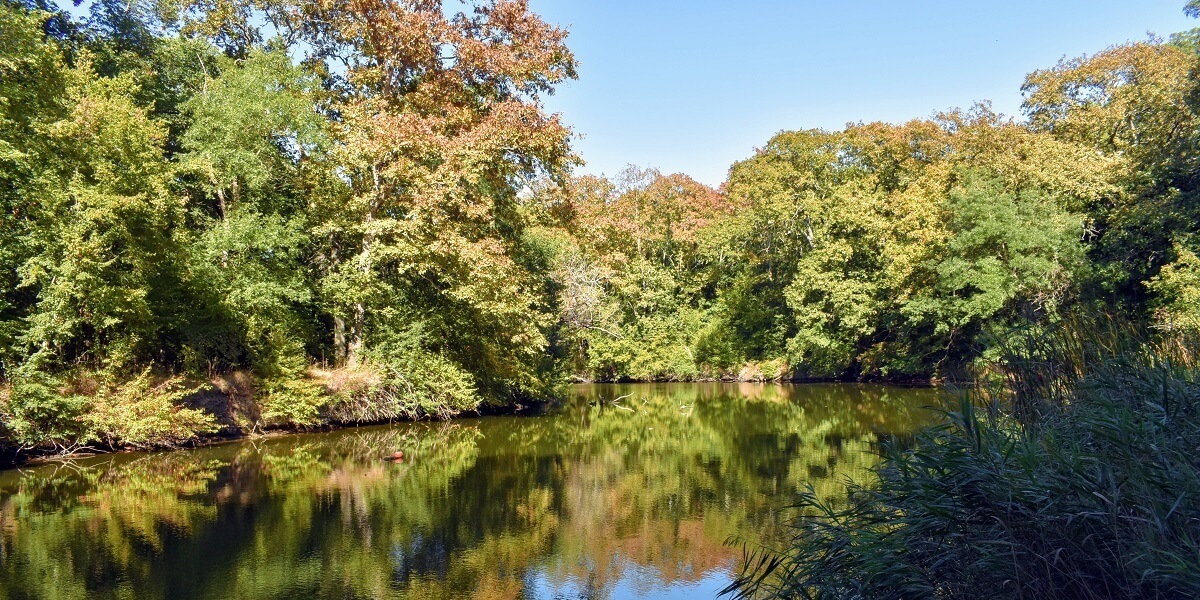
[727,317,1200,599]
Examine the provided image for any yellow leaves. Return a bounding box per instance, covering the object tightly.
[843,119,952,192]
[944,110,1122,210]
[1022,42,1199,164]
[83,370,218,449]
[45,54,170,196]
[721,94,1113,375]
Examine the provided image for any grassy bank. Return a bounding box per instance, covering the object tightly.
[0,361,515,466]
[727,320,1200,599]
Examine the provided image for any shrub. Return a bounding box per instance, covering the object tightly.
[5,371,90,452]
[4,369,217,452]
[318,350,479,424]
[256,376,328,429]
[84,370,218,449]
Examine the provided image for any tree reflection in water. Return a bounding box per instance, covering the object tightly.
[0,383,938,599]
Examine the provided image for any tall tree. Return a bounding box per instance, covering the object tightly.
[17,58,178,372]
[1023,42,1200,304]
[0,2,71,379]
[305,0,578,400]
[176,47,325,376]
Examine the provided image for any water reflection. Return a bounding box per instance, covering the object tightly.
[0,383,939,599]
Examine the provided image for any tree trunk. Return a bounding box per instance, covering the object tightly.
[347,303,365,366]
[346,163,381,366]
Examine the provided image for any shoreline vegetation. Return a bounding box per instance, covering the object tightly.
[0,372,936,468]
[0,383,940,600]
[727,318,1200,599]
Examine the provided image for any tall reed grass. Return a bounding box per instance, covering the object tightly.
[727,316,1200,599]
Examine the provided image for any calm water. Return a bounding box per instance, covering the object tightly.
[0,383,939,599]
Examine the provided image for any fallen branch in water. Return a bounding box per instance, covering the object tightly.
[611,393,634,411]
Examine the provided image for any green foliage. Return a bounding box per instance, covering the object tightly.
[5,371,89,450]
[371,350,480,419]
[190,206,312,374]
[84,370,217,448]
[5,368,215,451]
[901,172,1087,369]
[0,0,583,454]
[1148,242,1200,334]
[257,376,328,429]
[325,336,481,422]
[691,115,1098,379]
[1023,41,1200,303]
[784,237,885,377]
[0,2,70,380]
[171,46,322,377]
[17,56,179,371]
[4,0,1200,458]
[178,47,322,207]
[584,305,704,381]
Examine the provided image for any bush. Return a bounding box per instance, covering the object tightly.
[584,309,705,381]
[256,376,328,429]
[84,370,218,449]
[319,350,479,423]
[728,321,1200,600]
[3,369,217,452]
[5,371,90,451]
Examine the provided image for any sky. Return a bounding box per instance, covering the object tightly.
[527,1,1198,187]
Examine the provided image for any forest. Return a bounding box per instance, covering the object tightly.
[2,0,1200,460]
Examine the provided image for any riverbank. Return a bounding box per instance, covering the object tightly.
[0,372,939,469]
[0,367,562,469]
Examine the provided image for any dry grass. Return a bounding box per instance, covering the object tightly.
[737,358,789,382]
[307,364,382,396]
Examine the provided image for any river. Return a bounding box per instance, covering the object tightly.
[0,383,940,599]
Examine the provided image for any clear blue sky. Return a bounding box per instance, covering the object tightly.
[528,1,1197,187]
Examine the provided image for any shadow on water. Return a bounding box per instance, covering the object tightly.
[0,383,940,599]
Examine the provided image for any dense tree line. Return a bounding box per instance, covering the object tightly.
[0,0,577,452]
[2,0,1200,454]
[540,19,1200,382]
